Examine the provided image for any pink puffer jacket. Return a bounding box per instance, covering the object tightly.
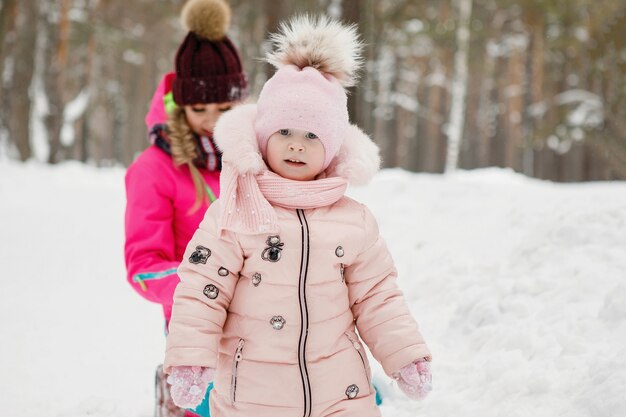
[124,73,220,323]
[164,105,431,417]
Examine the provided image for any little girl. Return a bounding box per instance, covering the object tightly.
[163,15,432,417]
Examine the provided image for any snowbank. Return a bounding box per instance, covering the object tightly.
[1,161,625,417]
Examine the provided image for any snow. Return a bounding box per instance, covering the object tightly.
[1,161,626,417]
[32,87,50,161]
[123,50,146,66]
[326,0,343,19]
[530,89,605,131]
[61,89,91,146]
[405,19,425,34]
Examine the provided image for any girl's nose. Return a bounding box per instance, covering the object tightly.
[289,142,304,152]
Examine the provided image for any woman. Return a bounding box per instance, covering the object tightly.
[124,1,247,415]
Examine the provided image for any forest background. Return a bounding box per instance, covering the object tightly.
[1,0,624,181]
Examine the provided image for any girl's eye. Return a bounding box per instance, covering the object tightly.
[305,132,318,139]
[279,129,290,136]
[191,107,205,113]
[218,106,232,113]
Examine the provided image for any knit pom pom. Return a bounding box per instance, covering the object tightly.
[181,0,231,41]
[266,15,363,88]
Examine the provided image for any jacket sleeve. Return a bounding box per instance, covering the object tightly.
[345,205,431,377]
[124,160,180,307]
[164,200,243,373]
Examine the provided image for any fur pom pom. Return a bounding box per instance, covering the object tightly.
[181,0,231,41]
[266,15,363,88]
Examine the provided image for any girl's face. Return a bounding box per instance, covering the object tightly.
[184,102,234,136]
[266,128,325,181]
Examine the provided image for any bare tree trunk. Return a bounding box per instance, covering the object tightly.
[0,0,18,68]
[373,47,398,168]
[78,12,98,163]
[423,62,445,172]
[230,0,269,98]
[476,11,506,169]
[535,72,559,181]
[341,0,361,125]
[357,0,379,137]
[411,55,430,172]
[505,41,524,172]
[399,57,420,171]
[0,0,19,152]
[523,10,544,177]
[444,0,472,172]
[476,53,496,167]
[461,60,481,169]
[42,0,71,164]
[7,0,37,161]
[263,0,288,80]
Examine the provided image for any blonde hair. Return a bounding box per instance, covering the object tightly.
[168,106,209,212]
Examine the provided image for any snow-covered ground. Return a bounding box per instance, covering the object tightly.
[1,161,625,417]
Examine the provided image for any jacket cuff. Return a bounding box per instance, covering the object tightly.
[163,347,217,375]
[381,343,431,377]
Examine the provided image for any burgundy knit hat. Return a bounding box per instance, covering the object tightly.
[173,0,247,105]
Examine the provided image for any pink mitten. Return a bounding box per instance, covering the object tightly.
[166,366,215,409]
[395,359,432,400]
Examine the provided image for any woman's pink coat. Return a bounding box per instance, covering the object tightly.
[164,105,430,416]
[124,73,220,322]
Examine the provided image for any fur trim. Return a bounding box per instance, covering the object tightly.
[214,104,380,185]
[213,104,266,175]
[324,124,380,185]
[266,15,363,88]
[181,0,231,41]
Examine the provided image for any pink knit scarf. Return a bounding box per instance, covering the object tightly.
[219,162,348,235]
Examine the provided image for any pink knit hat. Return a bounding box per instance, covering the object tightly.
[254,15,363,171]
[255,66,348,169]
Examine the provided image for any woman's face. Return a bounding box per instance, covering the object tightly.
[183,102,234,136]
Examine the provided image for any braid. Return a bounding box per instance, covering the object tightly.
[168,107,209,212]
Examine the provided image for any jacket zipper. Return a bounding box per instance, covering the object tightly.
[345,332,372,390]
[230,338,245,405]
[296,209,312,417]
